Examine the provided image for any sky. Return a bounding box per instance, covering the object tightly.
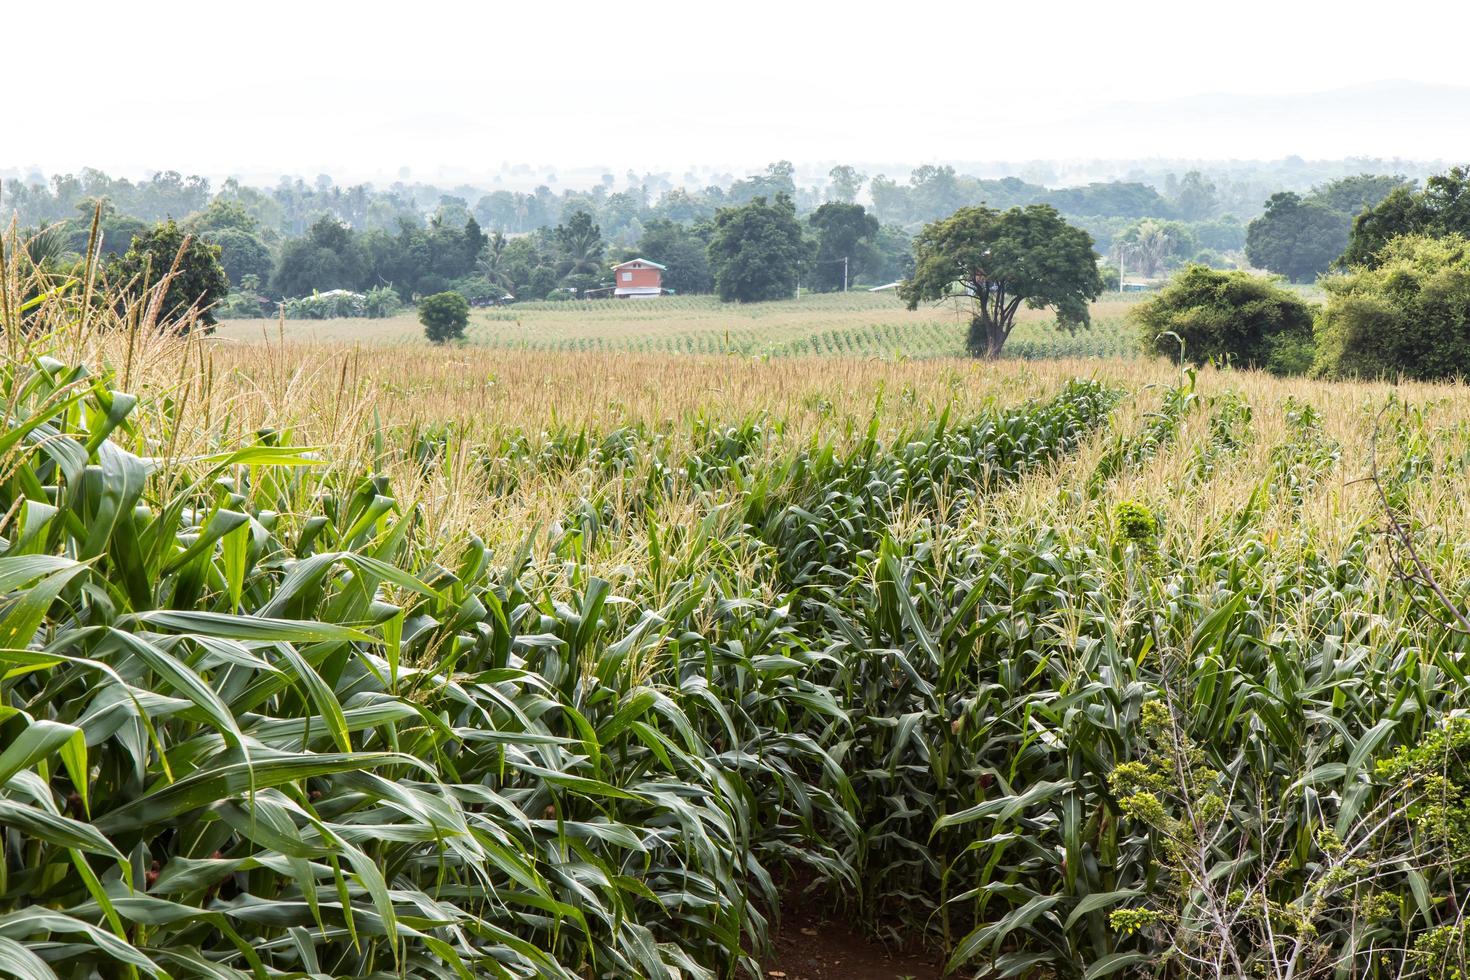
[13,0,1470,184]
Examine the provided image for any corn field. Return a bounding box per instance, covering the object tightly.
[8,239,1470,979]
[213,292,1141,361]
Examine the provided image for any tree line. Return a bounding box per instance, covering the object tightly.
[12,161,1468,378]
[3,159,1340,308]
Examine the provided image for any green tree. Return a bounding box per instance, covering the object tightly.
[1132,265,1316,373]
[205,227,273,286]
[418,290,470,343]
[272,215,367,298]
[59,198,149,259]
[872,224,915,283]
[1307,173,1412,218]
[1042,182,1172,219]
[635,219,713,294]
[553,210,605,280]
[477,231,515,299]
[808,202,880,290]
[1244,192,1350,282]
[1113,219,1197,278]
[726,161,797,206]
[900,205,1103,358]
[909,165,966,222]
[1169,171,1219,221]
[187,198,265,237]
[499,234,555,299]
[1340,165,1470,267]
[108,219,230,330]
[1314,234,1470,380]
[462,216,488,269]
[827,165,866,204]
[707,195,805,303]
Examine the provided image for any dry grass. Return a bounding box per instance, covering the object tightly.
[84,318,1470,595]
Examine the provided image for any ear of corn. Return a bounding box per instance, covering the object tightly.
[7,246,1470,978]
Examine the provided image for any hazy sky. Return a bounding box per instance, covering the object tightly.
[15,0,1470,183]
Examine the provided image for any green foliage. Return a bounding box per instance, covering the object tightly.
[272,215,368,299]
[1341,165,1470,267]
[1132,265,1316,372]
[1167,170,1220,221]
[1314,233,1470,380]
[214,273,274,319]
[807,202,880,290]
[1113,218,1198,277]
[826,164,866,204]
[203,227,273,286]
[476,229,515,298]
[552,210,605,281]
[365,283,403,317]
[1245,192,1351,282]
[1307,173,1413,218]
[1112,500,1161,568]
[872,223,915,283]
[634,219,713,294]
[418,290,470,342]
[900,204,1104,358]
[0,332,774,978]
[707,195,805,303]
[1044,181,1174,219]
[279,286,402,319]
[870,166,1043,226]
[107,218,230,329]
[272,214,489,303]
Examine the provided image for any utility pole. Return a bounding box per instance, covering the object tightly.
[843,255,849,292]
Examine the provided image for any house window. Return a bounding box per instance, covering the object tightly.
[622,272,632,282]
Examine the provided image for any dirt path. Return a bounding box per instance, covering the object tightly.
[762,891,947,980]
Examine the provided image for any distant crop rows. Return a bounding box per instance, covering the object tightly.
[216,292,1144,361]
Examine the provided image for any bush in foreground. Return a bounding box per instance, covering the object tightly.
[1132,264,1316,373]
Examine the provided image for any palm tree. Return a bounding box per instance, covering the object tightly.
[1115,220,1172,279]
[21,223,72,271]
[477,231,514,299]
[553,211,605,280]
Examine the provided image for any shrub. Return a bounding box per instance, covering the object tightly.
[419,290,470,342]
[1132,264,1316,373]
[364,284,403,318]
[214,273,274,319]
[1314,234,1470,380]
[282,289,365,319]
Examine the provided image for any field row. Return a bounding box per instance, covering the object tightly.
[214,291,1145,360]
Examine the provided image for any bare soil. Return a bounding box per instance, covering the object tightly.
[761,888,947,980]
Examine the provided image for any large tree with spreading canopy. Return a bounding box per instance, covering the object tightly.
[900,204,1103,358]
